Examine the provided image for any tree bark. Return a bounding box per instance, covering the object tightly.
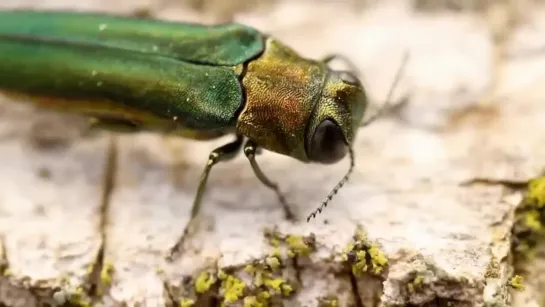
[1,1,545,306]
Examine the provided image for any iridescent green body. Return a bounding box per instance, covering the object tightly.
[0,10,264,138]
[0,10,370,230]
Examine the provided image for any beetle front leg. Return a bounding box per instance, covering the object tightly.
[244,140,295,221]
[190,134,244,218]
[167,134,243,261]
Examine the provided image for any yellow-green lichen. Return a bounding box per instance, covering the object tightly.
[264,228,315,259]
[317,295,339,307]
[244,264,256,274]
[407,275,425,293]
[243,292,272,307]
[368,244,388,274]
[195,271,217,294]
[264,228,282,248]
[232,229,303,304]
[340,243,354,262]
[266,247,280,259]
[286,235,312,257]
[351,250,368,275]
[258,272,292,297]
[263,278,283,292]
[342,228,388,277]
[67,286,90,307]
[512,177,545,266]
[524,210,542,231]
[248,261,293,297]
[268,237,281,248]
[526,178,545,207]
[239,256,295,305]
[258,291,271,300]
[281,284,293,296]
[508,275,525,291]
[265,256,280,271]
[253,271,266,287]
[220,273,246,303]
[179,297,195,307]
[100,262,114,287]
[3,268,12,277]
[85,263,94,276]
[243,296,263,307]
[355,227,367,241]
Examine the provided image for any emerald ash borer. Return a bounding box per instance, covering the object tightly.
[0,11,407,230]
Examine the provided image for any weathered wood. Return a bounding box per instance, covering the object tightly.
[0,102,109,306]
[1,1,545,306]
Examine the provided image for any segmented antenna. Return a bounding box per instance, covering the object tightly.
[306,146,355,222]
[306,52,410,222]
[360,51,410,127]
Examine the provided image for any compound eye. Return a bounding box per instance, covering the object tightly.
[337,71,360,86]
[309,119,348,164]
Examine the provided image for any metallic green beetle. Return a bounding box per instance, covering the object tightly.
[0,10,405,233]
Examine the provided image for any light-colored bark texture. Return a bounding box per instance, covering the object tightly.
[1,0,545,306]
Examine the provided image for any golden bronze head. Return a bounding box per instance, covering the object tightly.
[304,68,367,164]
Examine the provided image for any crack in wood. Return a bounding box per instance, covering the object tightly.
[205,290,219,307]
[291,257,303,288]
[0,236,8,275]
[349,271,364,307]
[162,281,176,307]
[88,136,118,302]
[459,178,529,189]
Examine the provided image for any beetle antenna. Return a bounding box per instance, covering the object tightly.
[360,51,410,127]
[322,54,362,78]
[306,146,355,222]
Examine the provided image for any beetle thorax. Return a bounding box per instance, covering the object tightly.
[236,37,326,161]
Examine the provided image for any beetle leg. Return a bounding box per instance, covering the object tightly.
[243,139,295,221]
[167,134,243,261]
[190,134,244,218]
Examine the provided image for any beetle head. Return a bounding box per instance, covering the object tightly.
[305,69,367,164]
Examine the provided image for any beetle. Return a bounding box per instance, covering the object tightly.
[0,10,407,254]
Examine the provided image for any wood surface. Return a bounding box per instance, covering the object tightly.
[1,1,545,306]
